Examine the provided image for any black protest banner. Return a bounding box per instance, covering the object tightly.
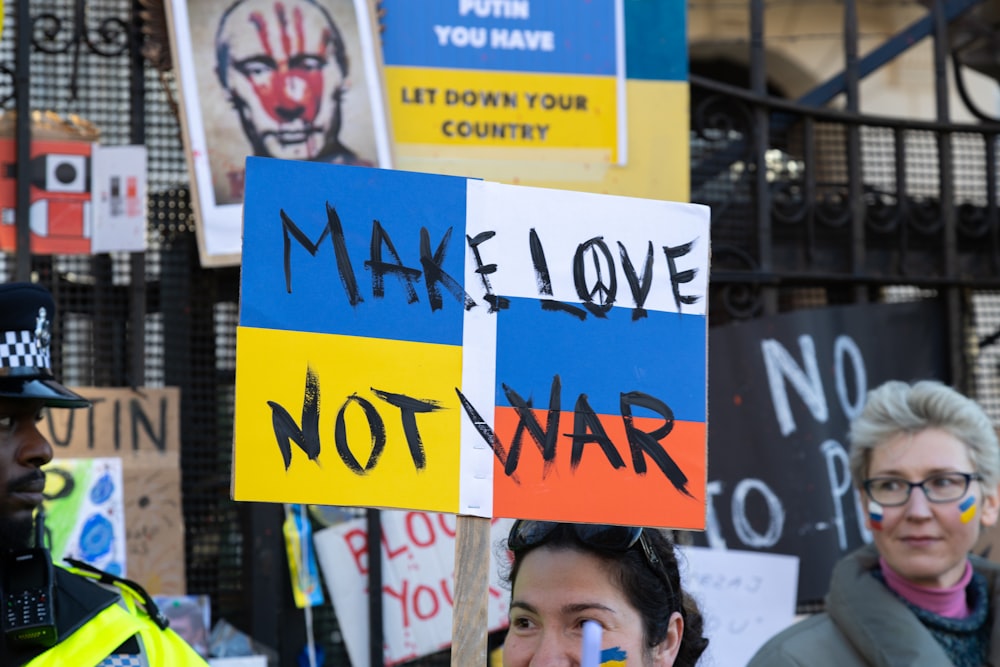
[693,300,947,603]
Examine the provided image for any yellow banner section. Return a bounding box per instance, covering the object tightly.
[392,79,690,203]
[386,66,618,159]
[233,326,462,512]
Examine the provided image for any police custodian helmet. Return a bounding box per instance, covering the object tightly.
[0,282,90,407]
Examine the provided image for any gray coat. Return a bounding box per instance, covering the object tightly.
[747,545,1000,667]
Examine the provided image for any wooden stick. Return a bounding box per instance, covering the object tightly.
[451,515,491,666]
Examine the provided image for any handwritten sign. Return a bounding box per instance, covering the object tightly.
[694,301,947,602]
[313,511,514,667]
[383,0,625,163]
[43,387,187,594]
[234,158,709,528]
[678,546,799,667]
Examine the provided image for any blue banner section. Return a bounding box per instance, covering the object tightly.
[493,297,706,422]
[240,158,469,346]
[382,0,618,75]
[624,0,688,81]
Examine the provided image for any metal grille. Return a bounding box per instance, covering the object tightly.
[972,291,1000,421]
[5,2,452,664]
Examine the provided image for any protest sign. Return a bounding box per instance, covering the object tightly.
[165,0,392,266]
[679,546,799,667]
[383,0,626,164]
[0,136,147,255]
[233,158,710,529]
[314,511,514,667]
[381,0,690,201]
[694,300,947,603]
[43,457,127,575]
[42,387,187,594]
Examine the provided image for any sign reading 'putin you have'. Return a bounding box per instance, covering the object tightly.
[233,157,709,529]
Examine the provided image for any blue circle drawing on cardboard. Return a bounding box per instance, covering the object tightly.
[104,561,123,576]
[90,472,114,504]
[79,513,114,560]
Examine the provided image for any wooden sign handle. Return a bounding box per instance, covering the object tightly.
[451,515,491,666]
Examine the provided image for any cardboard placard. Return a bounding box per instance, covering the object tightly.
[43,387,186,594]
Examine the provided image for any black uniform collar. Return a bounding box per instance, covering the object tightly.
[1,567,119,667]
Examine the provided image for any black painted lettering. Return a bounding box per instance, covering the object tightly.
[114,400,121,451]
[280,204,363,305]
[458,382,684,486]
[88,397,106,449]
[529,228,586,320]
[420,227,476,312]
[88,399,97,449]
[371,389,443,471]
[45,408,74,449]
[618,241,654,321]
[501,376,562,477]
[268,366,322,470]
[568,394,626,471]
[663,241,700,312]
[366,220,422,302]
[574,237,617,318]
[335,394,386,474]
[620,391,692,497]
[466,231,509,313]
[454,388,520,483]
[130,397,167,453]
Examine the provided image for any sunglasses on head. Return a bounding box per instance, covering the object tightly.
[508,520,674,598]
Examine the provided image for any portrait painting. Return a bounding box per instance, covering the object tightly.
[166,0,392,266]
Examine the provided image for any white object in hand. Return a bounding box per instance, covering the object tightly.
[581,620,603,667]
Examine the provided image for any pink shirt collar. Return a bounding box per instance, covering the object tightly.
[879,555,974,618]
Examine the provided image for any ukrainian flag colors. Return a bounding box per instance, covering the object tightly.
[960,495,977,523]
[380,0,690,202]
[233,326,463,512]
[385,67,619,157]
[600,646,628,666]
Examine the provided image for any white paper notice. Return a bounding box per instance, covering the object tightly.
[679,546,800,667]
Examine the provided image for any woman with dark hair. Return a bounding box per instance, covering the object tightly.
[501,521,708,666]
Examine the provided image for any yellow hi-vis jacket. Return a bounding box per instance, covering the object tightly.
[8,562,208,667]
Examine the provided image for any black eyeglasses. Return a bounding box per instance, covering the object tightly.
[863,472,982,507]
[508,520,674,598]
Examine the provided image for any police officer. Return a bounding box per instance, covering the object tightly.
[0,282,207,666]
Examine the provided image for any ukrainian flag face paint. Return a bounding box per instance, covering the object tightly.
[502,549,652,667]
[868,500,884,530]
[599,646,628,666]
[959,495,977,524]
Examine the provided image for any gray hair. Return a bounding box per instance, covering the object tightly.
[848,380,1000,491]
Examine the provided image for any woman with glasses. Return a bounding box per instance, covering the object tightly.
[501,520,709,666]
[749,379,1000,667]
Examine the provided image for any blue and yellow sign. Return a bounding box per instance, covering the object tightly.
[234,157,709,528]
[383,0,623,163]
[380,0,690,202]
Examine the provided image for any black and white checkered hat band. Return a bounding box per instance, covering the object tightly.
[0,329,51,372]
